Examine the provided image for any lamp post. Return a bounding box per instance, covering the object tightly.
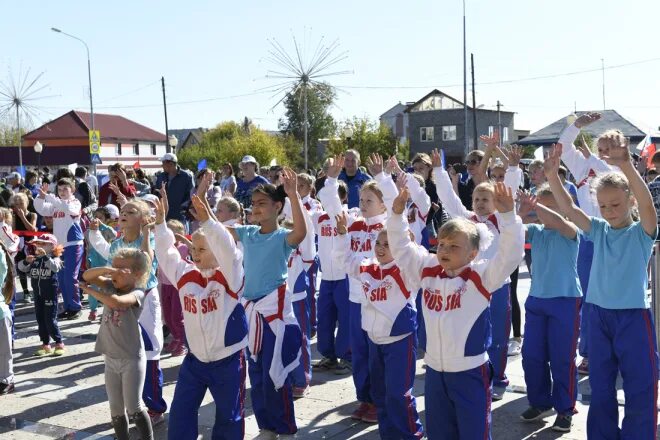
[51,27,95,174]
[168,135,178,153]
[343,127,354,149]
[33,141,43,171]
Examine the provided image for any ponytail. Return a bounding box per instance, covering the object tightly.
[0,242,15,305]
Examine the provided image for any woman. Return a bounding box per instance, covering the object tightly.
[234,155,269,209]
[219,163,237,195]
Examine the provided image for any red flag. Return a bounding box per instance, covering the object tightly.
[133,160,141,170]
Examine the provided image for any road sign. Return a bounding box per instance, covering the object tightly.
[90,153,102,165]
[89,130,101,154]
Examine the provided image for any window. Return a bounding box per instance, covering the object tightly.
[420,127,434,142]
[115,143,122,156]
[442,125,457,141]
[150,144,156,155]
[502,127,509,142]
[488,126,494,137]
[133,143,139,155]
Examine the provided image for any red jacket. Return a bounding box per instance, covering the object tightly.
[98,180,136,206]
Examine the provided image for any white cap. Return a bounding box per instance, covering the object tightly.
[7,172,21,181]
[141,194,159,206]
[240,155,257,164]
[160,152,178,163]
[104,204,120,220]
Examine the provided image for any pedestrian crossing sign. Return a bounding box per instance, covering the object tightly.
[89,130,101,154]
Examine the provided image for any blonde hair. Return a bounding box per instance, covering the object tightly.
[166,219,186,236]
[438,218,480,250]
[597,129,628,149]
[122,200,152,222]
[528,160,544,173]
[360,181,384,203]
[9,192,28,207]
[217,196,242,221]
[593,172,630,193]
[535,183,554,198]
[112,248,151,288]
[489,159,506,172]
[473,181,495,195]
[0,207,12,224]
[297,173,314,186]
[411,153,432,168]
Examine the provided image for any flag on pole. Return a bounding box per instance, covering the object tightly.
[637,134,656,169]
[197,159,207,171]
[133,160,141,170]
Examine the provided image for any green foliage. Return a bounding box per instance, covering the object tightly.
[577,130,595,152]
[0,124,24,146]
[278,82,337,166]
[178,121,292,171]
[521,145,537,158]
[326,118,401,162]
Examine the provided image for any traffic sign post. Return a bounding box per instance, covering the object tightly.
[89,130,101,175]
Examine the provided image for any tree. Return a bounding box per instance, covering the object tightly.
[278,82,336,168]
[0,124,24,146]
[177,121,291,172]
[326,118,403,162]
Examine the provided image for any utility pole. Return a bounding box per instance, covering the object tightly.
[462,0,468,158]
[601,58,606,110]
[162,77,170,153]
[471,53,478,151]
[496,100,502,147]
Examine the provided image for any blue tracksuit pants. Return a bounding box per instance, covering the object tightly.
[586,305,659,440]
[488,283,511,390]
[307,258,319,333]
[415,290,426,352]
[369,333,424,440]
[522,296,581,415]
[317,278,351,361]
[168,351,245,440]
[425,362,493,440]
[34,285,62,345]
[248,315,299,435]
[290,297,312,389]
[350,300,371,403]
[58,244,83,312]
[577,239,594,358]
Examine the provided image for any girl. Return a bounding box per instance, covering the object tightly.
[157,219,188,357]
[388,182,524,439]
[87,199,167,425]
[227,168,305,439]
[334,174,424,439]
[545,142,658,439]
[85,207,117,321]
[433,146,521,401]
[516,189,582,432]
[0,242,15,395]
[10,193,37,304]
[319,154,399,423]
[154,195,247,439]
[215,196,243,226]
[18,234,66,357]
[219,162,237,196]
[80,248,153,440]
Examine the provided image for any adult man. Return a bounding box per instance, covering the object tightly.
[155,153,194,224]
[234,155,269,209]
[338,149,371,209]
[98,163,137,206]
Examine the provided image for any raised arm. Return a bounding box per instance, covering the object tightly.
[502,145,524,192]
[478,133,500,177]
[404,173,431,218]
[432,149,471,219]
[317,155,345,218]
[332,212,365,279]
[152,198,194,285]
[33,184,54,217]
[559,113,602,181]
[282,168,307,247]
[87,219,111,259]
[544,144,592,232]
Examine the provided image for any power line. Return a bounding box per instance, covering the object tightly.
[96,79,161,104]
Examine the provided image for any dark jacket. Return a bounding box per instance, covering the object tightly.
[338,169,371,209]
[155,168,195,222]
[18,255,62,300]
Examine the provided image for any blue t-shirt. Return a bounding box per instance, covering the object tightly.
[235,225,295,300]
[235,176,270,209]
[586,217,655,309]
[109,234,158,291]
[526,224,582,299]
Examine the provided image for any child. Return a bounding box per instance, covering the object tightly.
[34,179,84,320]
[388,182,524,439]
[157,219,188,356]
[87,199,167,424]
[80,248,154,440]
[545,142,658,439]
[227,168,305,438]
[0,208,19,256]
[312,179,353,374]
[18,234,66,356]
[85,207,117,321]
[516,188,582,432]
[334,180,424,439]
[154,195,248,439]
[0,242,15,395]
[10,193,37,304]
[434,147,521,400]
[215,196,243,226]
[318,154,398,423]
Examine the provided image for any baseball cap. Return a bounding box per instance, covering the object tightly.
[31,233,58,247]
[240,155,257,164]
[104,204,120,220]
[160,153,178,163]
[7,172,21,181]
[141,194,160,206]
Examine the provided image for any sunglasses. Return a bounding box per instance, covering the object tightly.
[466,159,481,165]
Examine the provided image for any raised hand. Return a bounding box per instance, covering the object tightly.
[431,149,443,168]
[504,145,523,167]
[153,198,166,225]
[196,171,212,198]
[577,136,592,159]
[574,112,601,129]
[89,218,100,231]
[281,168,299,198]
[160,182,170,217]
[601,137,631,167]
[517,191,537,219]
[395,172,409,192]
[38,183,49,199]
[385,156,401,176]
[366,153,384,176]
[117,167,128,185]
[174,233,193,249]
[334,212,348,235]
[543,143,563,178]
[191,195,211,223]
[392,187,410,215]
[480,132,500,152]
[493,182,514,213]
[326,155,344,179]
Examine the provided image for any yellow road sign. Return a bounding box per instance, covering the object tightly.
[89,130,101,154]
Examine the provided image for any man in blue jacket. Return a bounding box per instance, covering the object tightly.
[338,149,371,209]
[155,153,194,228]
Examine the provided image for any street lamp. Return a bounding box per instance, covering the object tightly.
[51,27,95,174]
[168,135,178,152]
[343,127,354,147]
[33,141,43,171]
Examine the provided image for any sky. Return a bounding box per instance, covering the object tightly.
[2,0,660,139]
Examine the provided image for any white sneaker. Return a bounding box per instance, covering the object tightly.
[252,430,278,440]
[507,339,522,356]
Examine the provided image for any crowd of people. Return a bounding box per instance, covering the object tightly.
[0,111,658,439]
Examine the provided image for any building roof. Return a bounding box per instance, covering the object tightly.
[403,89,514,114]
[23,110,165,142]
[380,103,411,119]
[518,110,647,145]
